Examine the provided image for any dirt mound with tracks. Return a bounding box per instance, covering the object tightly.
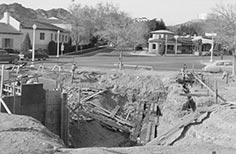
[0,113,64,154]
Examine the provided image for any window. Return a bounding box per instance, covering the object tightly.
[65,35,68,42]
[62,35,64,42]
[55,34,57,41]
[40,33,45,40]
[216,62,224,66]
[152,44,156,49]
[51,33,53,41]
[224,62,232,66]
[2,38,13,48]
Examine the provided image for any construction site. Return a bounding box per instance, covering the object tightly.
[0,61,236,154]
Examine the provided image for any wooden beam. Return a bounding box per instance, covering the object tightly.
[0,98,12,114]
[147,111,204,145]
[0,65,4,111]
[110,105,120,118]
[82,90,106,102]
[179,93,209,97]
[191,72,227,103]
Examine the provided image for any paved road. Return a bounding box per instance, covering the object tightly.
[20,50,233,71]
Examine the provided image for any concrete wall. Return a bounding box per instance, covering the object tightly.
[2,83,68,145]
[21,83,46,124]
[2,96,21,114]
[45,90,61,135]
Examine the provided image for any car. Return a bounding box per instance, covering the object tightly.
[202,51,221,56]
[202,60,232,73]
[19,49,49,61]
[0,49,19,64]
[4,48,20,55]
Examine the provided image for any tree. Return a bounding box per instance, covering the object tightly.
[68,4,96,52]
[147,19,167,31]
[92,2,133,69]
[207,4,236,75]
[176,25,198,36]
[126,22,149,50]
[21,33,32,53]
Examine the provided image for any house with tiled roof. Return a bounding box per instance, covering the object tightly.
[0,12,70,50]
[148,30,217,55]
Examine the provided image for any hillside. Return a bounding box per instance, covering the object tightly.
[0,3,71,21]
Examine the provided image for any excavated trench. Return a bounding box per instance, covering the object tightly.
[65,70,168,148]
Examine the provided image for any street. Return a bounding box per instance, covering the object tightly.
[44,51,232,71]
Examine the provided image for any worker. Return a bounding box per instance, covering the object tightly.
[71,63,77,83]
[182,96,196,112]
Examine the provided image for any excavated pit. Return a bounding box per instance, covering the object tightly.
[63,70,169,148]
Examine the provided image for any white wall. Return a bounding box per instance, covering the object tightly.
[0,34,23,50]
[0,12,20,31]
[21,29,69,50]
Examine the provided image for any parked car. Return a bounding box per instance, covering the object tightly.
[202,60,232,73]
[19,50,49,61]
[0,49,19,64]
[202,51,221,56]
[4,48,20,55]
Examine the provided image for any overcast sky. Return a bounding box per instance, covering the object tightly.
[0,0,236,25]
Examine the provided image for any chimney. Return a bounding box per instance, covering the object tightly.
[4,12,10,24]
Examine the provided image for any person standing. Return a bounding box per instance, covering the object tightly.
[71,63,77,83]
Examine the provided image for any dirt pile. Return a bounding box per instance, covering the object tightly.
[0,113,64,154]
[156,72,236,149]
[56,143,236,154]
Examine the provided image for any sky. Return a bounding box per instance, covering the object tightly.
[0,0,236,25]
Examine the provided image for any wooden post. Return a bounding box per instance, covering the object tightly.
[200,74,204,89]
[215,80,218,104]
[0,98,12,114]
[207,78,210,95]
[0,65,4,112]
[226,73,229,84]
[192,64,195,73]
[13,83,16,114]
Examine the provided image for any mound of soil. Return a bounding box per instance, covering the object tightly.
[156,73,236,149]
[0,113,64,154]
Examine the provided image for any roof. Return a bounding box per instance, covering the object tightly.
[150,30,175,35]
[20,18,66,32]
[178,37,193,45]
[149,37,193,45]
[38,18,67,24]
[0,23,22,35]
[149,38,176,44]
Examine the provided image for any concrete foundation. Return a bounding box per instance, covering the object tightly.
[2,83,69,145]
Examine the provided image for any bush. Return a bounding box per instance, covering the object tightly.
[48,41,57,55]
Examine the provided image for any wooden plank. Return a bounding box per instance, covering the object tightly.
[110,105,120,118]
[150,123,156,141]
[89,112,130,133]
[114,63,153,70]
[87,101,134,128]
[0,98,12,114]
[82,90,106,102]
[145,122,152,143]
[180,93,209,97]
[147,111,204,145]
[191,72,227,103]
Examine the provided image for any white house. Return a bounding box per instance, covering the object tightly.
[0,22,23,50]
[0,12,70,50]
[148,30,177,54]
